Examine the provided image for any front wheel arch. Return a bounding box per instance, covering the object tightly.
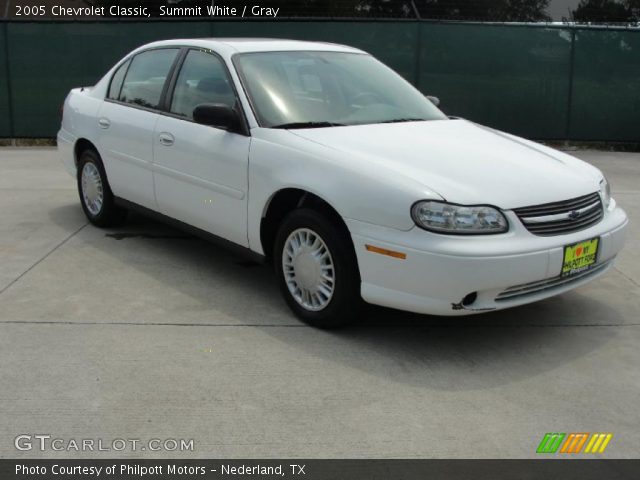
[260,189,358,269]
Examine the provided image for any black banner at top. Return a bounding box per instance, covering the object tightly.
[3,0,637,23]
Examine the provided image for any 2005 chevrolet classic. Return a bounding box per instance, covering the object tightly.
[58,39,628,328]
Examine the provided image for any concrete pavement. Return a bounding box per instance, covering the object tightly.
[0,148,638,458]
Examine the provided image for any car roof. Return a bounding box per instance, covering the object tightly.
[137,38,366,55]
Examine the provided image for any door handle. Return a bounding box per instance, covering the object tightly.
[158,132,174,146]
[98,118,111,129]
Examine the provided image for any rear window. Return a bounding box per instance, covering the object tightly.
[108,59,130,101]
[119,49,179,110]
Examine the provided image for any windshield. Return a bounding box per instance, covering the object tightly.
[234,51,447,128]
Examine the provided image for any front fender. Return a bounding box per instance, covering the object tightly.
[247,129,440,254]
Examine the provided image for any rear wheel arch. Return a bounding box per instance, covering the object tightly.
[74,138,99,169]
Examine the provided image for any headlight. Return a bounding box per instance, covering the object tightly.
[600,176,611,209]
[411,201,508,234]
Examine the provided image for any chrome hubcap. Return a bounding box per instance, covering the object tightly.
[282,228,335,311]
[81,162,104,216]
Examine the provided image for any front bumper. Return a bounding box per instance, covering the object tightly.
[347,204,628,316]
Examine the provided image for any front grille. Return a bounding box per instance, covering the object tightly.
[495,261,611,302]
[514,192,603,236]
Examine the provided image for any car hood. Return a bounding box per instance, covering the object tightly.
[289,119,602,209]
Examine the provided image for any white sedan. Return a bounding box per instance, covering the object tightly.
[58,39,628,328]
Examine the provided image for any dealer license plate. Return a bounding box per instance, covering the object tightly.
[561,238,599,277]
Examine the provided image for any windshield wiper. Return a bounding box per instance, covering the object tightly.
[379,118,427,124]
[270,121,346,129]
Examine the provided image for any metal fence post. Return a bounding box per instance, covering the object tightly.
[2,22,14,138]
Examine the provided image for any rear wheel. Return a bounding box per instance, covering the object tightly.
[274,208,361,328]
[77,149,127,227]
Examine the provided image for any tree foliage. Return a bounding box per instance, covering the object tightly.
[572,0,640,22]
[417,0,551,21]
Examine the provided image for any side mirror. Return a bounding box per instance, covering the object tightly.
[193,104,240,131]
[426,95,440,107]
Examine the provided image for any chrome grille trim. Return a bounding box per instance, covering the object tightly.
[495,261,610,302]
[514,192,603,236]
[522,200,601,224]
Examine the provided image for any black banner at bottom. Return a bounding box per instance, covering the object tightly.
[4,460,640,480]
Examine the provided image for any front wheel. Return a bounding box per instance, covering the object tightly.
[274,209,361,328]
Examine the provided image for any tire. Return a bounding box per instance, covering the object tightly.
[274,208,361,328]
[77,148,127,227]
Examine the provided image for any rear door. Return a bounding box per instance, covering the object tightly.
[97,48,180,209]
[152,49,251,246]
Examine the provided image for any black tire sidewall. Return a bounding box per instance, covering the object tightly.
[274,208,360,328]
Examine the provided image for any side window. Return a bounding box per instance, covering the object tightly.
[119,49,179,110]
[108,59,130,100]
[170,50,236,120]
